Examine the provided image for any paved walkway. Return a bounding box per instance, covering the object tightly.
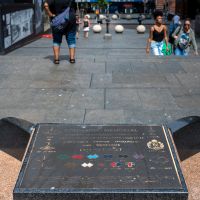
[0,23,200,200]
[0,25,200,125]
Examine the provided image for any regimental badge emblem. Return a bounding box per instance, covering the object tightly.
[87,154,99,159]
[126,162,135,168]
[64,162,78,168]
[133,153,144,160]
[57,154,69,160]
[104,154,113,159]
[81,162,94,168]
[110,162,122,168]
[71,155,84,160]
[147,139,164,150]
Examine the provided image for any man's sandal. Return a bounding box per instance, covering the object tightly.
[54,59,60,64]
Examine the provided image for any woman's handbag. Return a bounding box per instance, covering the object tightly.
[162,42,173,56]
[51,7,70,33]
[50,0,73,33]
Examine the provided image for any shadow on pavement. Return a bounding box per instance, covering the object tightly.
[168,116,200,161]
[0,117,35,161]
[44,55,70,62]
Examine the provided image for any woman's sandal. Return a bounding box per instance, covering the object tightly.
[69,58,75,64]
[54,59,60,64]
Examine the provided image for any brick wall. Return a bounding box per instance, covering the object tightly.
[156,0,165,10]
[168,0,176,14]
[155,0,176,14]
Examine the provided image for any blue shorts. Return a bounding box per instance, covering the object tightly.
[52,30,76,48]
[51,8,76,48]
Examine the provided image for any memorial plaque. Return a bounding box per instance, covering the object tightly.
[14,124,188,200]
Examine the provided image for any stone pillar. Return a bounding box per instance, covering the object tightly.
[195,14,200,37]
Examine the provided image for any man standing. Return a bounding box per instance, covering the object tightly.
[172,13,181,31]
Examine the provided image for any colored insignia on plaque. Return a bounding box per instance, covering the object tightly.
[110,162,117,168]
[127,162,135,168]
[71,155,84,160]
[117,162,123,167]
[40,142,55,151]
[64,162,77,168]
[147,139,164,150]
[119,155,128,158]
[133,153,144,160]
[81,162,94,168]
[87,154,99,159]
[57,154,69,160]
[104,154,113,159]
[110,162,122,168]
[98,163,105,167]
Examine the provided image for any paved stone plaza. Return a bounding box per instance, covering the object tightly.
[0,24,200,125]
[0,23,200,200]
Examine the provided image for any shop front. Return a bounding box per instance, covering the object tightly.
[75,0,145,14]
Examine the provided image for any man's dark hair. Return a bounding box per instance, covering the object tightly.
[153,10,163,20]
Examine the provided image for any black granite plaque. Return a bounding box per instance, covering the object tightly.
[14,124,188,200]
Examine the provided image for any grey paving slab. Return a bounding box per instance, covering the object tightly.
[0,89,25,109]
[91,74,121,89]
[163,108,200,124]
[91,73,181,89]
[124,109,166,125]
[84,109,125,124]
[112,72,171,88]
[44,109,85,123]
[179,61,200,73]
[28,61,80,76]
[173,94,200,109]
[7,47,53,56]
[0,108,46,123]
[187,88,200,95]
[23,89,72,109]
[106,61,133,73]
[29,73,91,89]
[165,74,182,88]
[105,89,141,109]
[68,89,104,109]
[78,62,106,73]
[138,88,179,110]
[131,63,159,74]
[168,88,190,97]
[0,77,32,89]
[175,73,200,88]
[155,62,186,74]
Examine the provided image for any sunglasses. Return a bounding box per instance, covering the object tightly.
[184,23,190,26]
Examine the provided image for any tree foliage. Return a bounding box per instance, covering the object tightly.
[97,0,108,9]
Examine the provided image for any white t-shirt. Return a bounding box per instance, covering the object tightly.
[173,15,180,24]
